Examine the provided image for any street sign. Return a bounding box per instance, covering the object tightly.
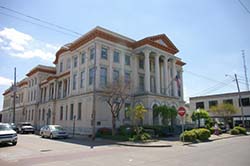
[178,106,186,117]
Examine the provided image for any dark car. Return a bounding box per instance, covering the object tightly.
[17,122,35,134]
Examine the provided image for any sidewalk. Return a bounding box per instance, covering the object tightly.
[115,134,248,147]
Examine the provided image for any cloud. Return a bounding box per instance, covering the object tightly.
[0,28,58,61]
[0,76,13,86]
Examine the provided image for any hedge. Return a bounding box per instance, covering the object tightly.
[233,126,247,135]
[180,130,197,142]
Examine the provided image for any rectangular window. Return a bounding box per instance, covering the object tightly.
[38,109,41,120]
[124,103,131,120]
[100,67,107,86]
[42,109,45,120]
[73,74,77,90]
[223,99,233,105]
[80,71,85,88]
[90,48,95,60]
[125,72,131,84]
[89,67,94,85]
[77,102,82,120]
[60,106,63,120]
[139,75,145,91]
[67,58,71,69]
[125,54,130,66]
[58,81,62,98]
[70,104,74,120]
[196,102,205,109]
[73,56,78,68]
[31,110,34,120]
[209,100,218,108]
[139,59,144,69]
[65,105,68,120]
[101,47,108,59]
[113,70,119,83]
[239,97,250,106]
[81,52,85,64]
[60,61,63,72]
[113,51,120,63]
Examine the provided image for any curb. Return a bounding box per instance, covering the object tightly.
[116,142,172,148]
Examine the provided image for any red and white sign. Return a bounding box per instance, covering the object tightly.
[178,106,186,117]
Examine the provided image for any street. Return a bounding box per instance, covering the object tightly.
[0,134,250,166]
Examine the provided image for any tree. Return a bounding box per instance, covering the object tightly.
[104,79,131,136]
[210,103,239,125]
[191,109,211,128]
[131,104,147,136]
[153,105,177,127]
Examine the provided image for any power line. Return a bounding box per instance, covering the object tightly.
[0,12,78,38]
[238,0,250,14]
[184,70,232,85]
[189,78,234,97]
[0,5,82,36]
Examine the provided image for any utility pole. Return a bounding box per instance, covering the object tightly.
[242,50,249,91]
[13,67,16,124]
[91,41,97,141]
[235,74,245,127]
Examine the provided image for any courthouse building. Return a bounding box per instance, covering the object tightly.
[1,26,185,134]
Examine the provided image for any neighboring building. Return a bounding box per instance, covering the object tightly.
[190,91,250,127]
[1,26,185,135]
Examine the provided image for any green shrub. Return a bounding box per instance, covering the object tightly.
[180,130,197,142]
[129,132,151,142]
[119,125,134,136]
[229,128,240,135]
[96,127,112,136]
[234,126,247,135]
[195,128,211,141]
[209,127,215,134]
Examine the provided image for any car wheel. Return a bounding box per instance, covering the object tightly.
[41,133,44,138]
[20,130,24,134]
[50,134,53,139]
[12,141,17,146]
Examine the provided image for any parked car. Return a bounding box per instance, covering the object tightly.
[8,123,18,132]
[40,125,68,139]
[0,123,18,146]
[17,122,35,134]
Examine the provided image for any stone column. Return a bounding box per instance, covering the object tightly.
[172,59,178,97]
[143,49,150,93]
[180,70,184,100]
[154,54,160,94]
[109,47,114,84]
[94,42,100,88]
[132,54,138,91]
[164,56,169,95]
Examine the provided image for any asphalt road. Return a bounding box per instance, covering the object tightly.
[0,134,249,166]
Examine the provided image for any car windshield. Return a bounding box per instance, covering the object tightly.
[50,126,64,131]
[0,124,11,131]
[22,124,32,126]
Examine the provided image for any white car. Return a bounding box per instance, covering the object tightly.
[0,123,18,146]
[40,125,68,139]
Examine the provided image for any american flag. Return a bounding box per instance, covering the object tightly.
[175,75,181,89]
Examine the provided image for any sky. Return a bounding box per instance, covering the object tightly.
[0,0,250,109]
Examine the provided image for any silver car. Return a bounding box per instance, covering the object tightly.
[0,123,18,146]
[40,125,68,139]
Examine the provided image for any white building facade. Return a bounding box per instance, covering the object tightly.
[190,91,250,127]
[1,27,185,134]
